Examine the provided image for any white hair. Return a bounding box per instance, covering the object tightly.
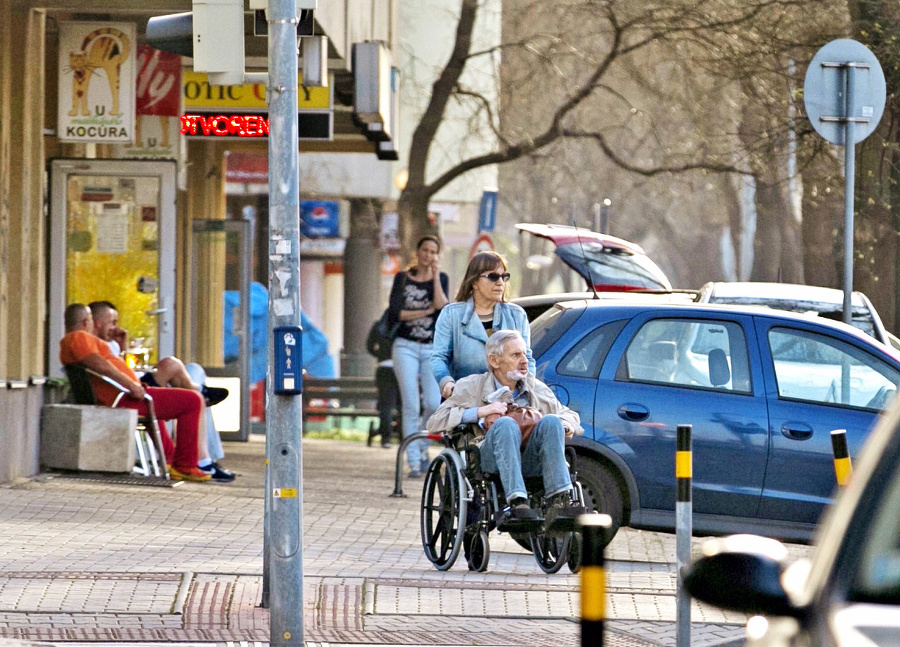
[485,329,524,361]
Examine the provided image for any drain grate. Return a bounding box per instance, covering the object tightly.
[47,472,183,488]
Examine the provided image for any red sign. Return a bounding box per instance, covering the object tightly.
[469,234,495,259]
[136,44,181,116]
[181,113,270,137]
[226,152,268,184]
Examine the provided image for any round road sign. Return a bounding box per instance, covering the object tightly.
[804,39,886,145]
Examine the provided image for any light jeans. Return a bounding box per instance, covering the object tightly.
[479,415,573,503]
[185,363,225,461]
[392,337,440,471]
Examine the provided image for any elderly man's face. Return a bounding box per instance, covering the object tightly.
[93,308,119,341]
[490,336,529,381]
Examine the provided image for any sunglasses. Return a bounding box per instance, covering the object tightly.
[480,272,511,283]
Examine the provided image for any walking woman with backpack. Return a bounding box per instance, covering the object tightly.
[387,235,450,477]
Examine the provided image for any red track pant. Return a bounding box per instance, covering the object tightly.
[116,386,203,470]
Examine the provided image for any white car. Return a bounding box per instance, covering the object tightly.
[698,281,900,351]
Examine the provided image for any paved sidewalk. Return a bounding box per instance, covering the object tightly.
[0,436,810,646]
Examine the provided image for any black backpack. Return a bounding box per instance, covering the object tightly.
[366,318,393,362]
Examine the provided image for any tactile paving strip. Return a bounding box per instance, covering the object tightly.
[0,572,183,613]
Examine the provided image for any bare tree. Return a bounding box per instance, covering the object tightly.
[398,0,852,290]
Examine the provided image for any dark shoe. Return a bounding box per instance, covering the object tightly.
[201,385,229,407]
[408,469,422,479]
[497,497,543,532]
[543,492,588,532]
[381,441,392,448]
[199,461,235,482]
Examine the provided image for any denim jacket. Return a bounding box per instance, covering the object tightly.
[430,298,534,389]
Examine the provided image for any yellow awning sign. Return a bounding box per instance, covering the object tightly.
[183,71,331,110]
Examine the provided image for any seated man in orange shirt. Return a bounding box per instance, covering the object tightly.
[59,303,211,482]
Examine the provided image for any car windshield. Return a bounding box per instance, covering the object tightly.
[530,305,568,358]
[850,450,900,604]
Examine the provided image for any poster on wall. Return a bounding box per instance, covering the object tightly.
[57,21,136,143]
[114,44,182,159]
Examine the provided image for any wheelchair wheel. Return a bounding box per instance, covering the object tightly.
[421,451,467,571]
[531,532,571,574]
[566,531,582,573]
[465,528,490,572]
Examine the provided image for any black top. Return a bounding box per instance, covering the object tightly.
[387,270,450,344]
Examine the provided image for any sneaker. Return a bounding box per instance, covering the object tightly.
[200,385,229,407]
[543,492,588,532]
[408,469,422,479]
[497,497,543,532]
[168,465,212,482]
[199,461,236,482]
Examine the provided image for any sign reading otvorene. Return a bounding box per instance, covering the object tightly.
[182,70,331,110]
[58,22,137,143]
[182,71,333,140]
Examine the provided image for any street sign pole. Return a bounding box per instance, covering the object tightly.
[265,0,304,645]
[804,40,885,325]
[842,70,856,324]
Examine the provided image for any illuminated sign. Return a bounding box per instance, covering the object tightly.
[182,70,331,110]
[180,112,332,140]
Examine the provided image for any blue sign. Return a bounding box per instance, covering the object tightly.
[301,200,340,238]
[273,325,303,395]
[478,189,498,233]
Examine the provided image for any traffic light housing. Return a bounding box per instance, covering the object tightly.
[146,0,245,86]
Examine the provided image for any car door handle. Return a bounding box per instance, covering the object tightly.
[617,403,650,422]
[781,422,814,441]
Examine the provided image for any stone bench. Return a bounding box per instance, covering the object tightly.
[40,404,137,473]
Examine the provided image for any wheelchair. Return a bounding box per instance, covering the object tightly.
[420,424,588,573]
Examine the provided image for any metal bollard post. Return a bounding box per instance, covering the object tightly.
[830,429,853,487]
[389,432,440,497]
[579,513,612,646]
[675,424,692,647]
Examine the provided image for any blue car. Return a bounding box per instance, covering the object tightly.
[532,300,900,546]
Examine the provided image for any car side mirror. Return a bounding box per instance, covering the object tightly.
[684,535,804,619]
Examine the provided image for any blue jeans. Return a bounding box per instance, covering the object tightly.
[392,337,440,471]
[480,415,573,503]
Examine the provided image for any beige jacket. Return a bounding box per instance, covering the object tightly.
[426,371,583,438]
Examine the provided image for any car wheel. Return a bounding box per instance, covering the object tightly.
[576,457,624,547]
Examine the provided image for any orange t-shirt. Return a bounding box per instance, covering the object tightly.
[59,330,139,406]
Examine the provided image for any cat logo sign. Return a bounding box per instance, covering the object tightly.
[57,22,137,143]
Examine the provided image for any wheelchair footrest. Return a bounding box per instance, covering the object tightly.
[496,517,544,533]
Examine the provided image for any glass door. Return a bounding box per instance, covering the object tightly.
[192,219,252,441]
[49,159,177,377]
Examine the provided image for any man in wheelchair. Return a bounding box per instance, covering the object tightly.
[426,329,586,531]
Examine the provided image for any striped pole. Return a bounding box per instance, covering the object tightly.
[675,424,692,647]
[831,429,853,487]
[579,513,612,646]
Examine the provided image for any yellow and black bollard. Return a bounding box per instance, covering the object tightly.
[579,513,612,646]
[830,429,853,487]
[675,424,692,647]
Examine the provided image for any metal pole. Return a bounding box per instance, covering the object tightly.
[842,66,856,325]
[675,424,692,647]
[265,0,304,645]
[579,513,612,646]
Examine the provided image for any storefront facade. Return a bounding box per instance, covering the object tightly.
[0,0,398,481]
